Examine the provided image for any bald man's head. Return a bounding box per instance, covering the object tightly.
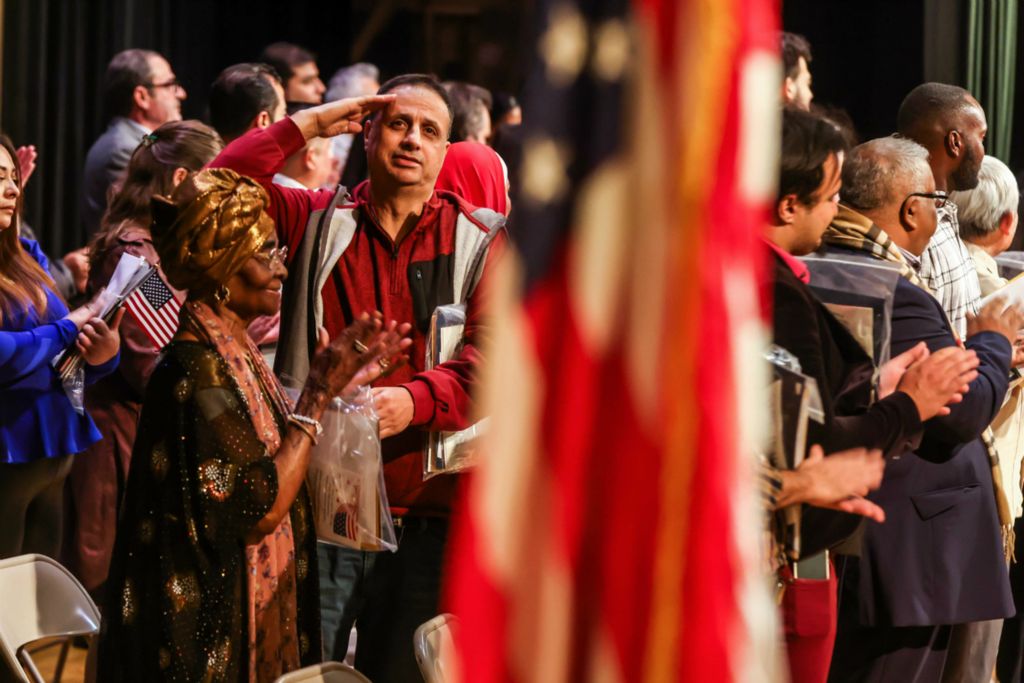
[896,82,986,191]
[841,136,941,255]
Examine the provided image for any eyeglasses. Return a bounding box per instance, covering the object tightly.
[900,191,949,213]
[254,245,288,268]
[148,78,183,92]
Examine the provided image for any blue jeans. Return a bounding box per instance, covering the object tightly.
[318,542,373,661]
[318,517,449,683]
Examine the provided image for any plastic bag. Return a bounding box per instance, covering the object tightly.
[800,254,902,366]
[306,386,397,552]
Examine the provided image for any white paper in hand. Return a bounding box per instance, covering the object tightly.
[978,271,1024,312]
[95,253,153,317]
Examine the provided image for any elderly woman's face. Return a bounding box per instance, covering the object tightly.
[224,235,288,322]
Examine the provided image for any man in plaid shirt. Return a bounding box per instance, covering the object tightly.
[897,83,987,340]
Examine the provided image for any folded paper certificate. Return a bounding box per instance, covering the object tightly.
[54,253,155,385]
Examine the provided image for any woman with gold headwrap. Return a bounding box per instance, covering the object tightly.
[97,168,412,682]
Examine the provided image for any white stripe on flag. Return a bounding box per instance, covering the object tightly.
[127,295,174,347]
[125,297,165,347]
[133,296,174,341]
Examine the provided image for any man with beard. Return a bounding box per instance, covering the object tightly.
[897,83,987,340]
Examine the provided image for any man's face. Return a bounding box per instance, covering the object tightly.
[474,104,493,144]
[268,77,287,122]
[789,152,841,255]
[785,57,813,111]
[308,140,335,189]
[365,85,451,191]
[143,55,185,125]
[904,169,940,254]
[951,101,987,191]
[286,62,325,104]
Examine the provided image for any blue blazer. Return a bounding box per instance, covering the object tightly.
[856,275,1014,626]
[81,117,148,235]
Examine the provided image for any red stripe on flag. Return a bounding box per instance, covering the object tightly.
[135,298,174,345]
[126,293,175,348]
[125,296,163,348]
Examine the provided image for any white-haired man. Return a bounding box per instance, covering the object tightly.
[955,155,1020,296]
[950,155,1024,683]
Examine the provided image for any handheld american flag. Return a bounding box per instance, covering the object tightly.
[124,270,181,349]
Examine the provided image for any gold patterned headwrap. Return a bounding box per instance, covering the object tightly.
[150,168,274,297]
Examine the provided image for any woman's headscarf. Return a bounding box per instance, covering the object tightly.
[434,141,509,215]
[151,168,274,297]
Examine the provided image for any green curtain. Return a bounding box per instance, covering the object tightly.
[965,0,1017,163]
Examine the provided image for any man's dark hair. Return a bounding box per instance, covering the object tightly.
[779,107,849,206]
[896,82,973,137]
[444,81,493,142]
[104,49,161,120]
[375,74,455,139]
[208,63,282,143]
[491,92,519,122]
[259,42,315,84]
[780,32,812,79]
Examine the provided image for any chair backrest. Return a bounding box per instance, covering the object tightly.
[0,554,100,679]
[273,661,372,683]
[414,613,460,683]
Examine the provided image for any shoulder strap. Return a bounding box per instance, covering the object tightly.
[305,184,350,358]
[275,183,349,383]
[460,214,507,303]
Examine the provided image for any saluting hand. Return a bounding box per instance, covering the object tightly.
[291,95,397,141]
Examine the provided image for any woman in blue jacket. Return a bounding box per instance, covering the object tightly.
[0,133,122,559]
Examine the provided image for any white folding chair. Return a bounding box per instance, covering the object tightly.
[414,613,460,683]
[274,661,372,683]
[0,554,100,683]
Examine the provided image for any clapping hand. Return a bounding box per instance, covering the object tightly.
[797,444,886,522]
[306,312,412,400]
[967,297,1024,345]
[896,346,979,420]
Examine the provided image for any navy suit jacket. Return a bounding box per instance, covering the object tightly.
[853,274,1014,626]
[81,117,148,235]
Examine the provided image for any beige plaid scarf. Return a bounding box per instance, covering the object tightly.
[823,205,929,290]
[824,205,1015,561]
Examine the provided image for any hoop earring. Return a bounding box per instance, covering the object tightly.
[214,285,231,304]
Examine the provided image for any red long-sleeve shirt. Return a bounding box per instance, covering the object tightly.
[211,118,500,515]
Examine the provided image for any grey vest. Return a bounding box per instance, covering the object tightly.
[275,188,505,384]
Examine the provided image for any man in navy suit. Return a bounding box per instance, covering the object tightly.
[81,49,187,235]
[823,136,1024,681]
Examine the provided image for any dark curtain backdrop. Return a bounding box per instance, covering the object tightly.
[1,0,175,256]
[1,0,527,257]
[781,0,926,144]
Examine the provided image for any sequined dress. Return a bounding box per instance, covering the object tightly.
[97,341,320,681]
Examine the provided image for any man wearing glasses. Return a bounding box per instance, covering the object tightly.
[822,136,1022,681]
[82,49,187,235]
